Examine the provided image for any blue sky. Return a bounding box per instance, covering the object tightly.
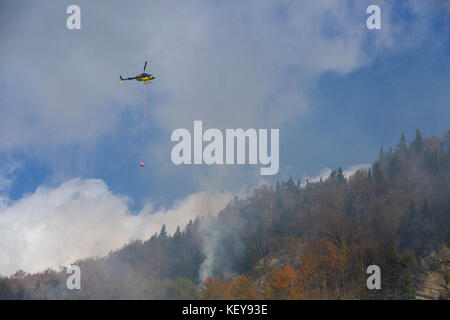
[5,1,450,206]
[0,0,449,274]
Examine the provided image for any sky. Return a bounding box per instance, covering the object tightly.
[0,0,449,275]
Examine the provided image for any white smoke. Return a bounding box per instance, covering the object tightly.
[301,163,371,186]
[198,219,222,283]
[0,178,232,276]
[197,163,371,282]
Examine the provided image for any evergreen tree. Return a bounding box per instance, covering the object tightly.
[412,129,424,153]
[336,167,346,184]
[397,133,407,151]
[379,146,385,160]
[160,224,168,238]
[373,162,384,183]
[421,199,429,218]
[173,226,182,240]
[442,129,450,151]
[345,196,354,216]
[328,170,337,182]
[396,275,416,300]
[389,154,401,178]
[387,147,394,158]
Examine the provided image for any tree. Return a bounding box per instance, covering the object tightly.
[173,226,182,240]
[379,146,385,160]
[159,224,168,238]
[163,278,199,299]
[328,170,337,183]
[396,274,416,300]
[200,278,232,299]
[266,266,304,299]
[229,275,257,299]
[389,154,401,179]
[299,240,345,299]
[420,199,429,224]
[345,196,354,216]
[372,162,384,182]
[336,167,346,184]
[397,133,407,151]
[442,129,450,151]
[412,129,424,153]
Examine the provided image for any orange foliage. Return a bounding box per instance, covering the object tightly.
[201,275,258,299]
[299,239,346,298]
[200,277,232,299]
[266,266,304,299]
[229,275,257,299]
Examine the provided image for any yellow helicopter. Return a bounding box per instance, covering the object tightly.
[120,61,156,83]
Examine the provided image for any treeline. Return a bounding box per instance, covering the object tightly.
[1,129,449,299]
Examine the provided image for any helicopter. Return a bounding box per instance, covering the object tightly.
[120,61,156,83]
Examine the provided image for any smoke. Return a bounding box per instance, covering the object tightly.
[197,163,371,282]
[198,218,222,282]
[301,163,371,186]
[199,214,246,283]
[0,178,232,276]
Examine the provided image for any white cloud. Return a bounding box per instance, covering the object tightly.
[0,0,441,196]
[0,0,425,152]
[0,178,233,276]
[0,160,20,195]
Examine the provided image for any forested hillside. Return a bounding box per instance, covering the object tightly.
[1,129,449,300]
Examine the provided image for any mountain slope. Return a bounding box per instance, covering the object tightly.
[1,129,449,300]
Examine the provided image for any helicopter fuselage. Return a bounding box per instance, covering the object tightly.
[137,73,156,82]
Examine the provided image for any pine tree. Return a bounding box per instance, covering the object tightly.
[379,146,385,160]
[160,224,168,238]
[396,275,416,300]
[345,196,354,216]
[373,162,384,183]
[442,129,450,151]
[173,226,182,240]
[419,199,429,225]
[336,167,346,184]
[328,170,337,182]
[412,129,424,153]
[389,154,401,178]
[397,133,407,151]
[387,147,394,158]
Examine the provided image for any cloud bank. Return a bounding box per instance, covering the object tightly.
[0,0,445,199]
[0,178,232,276]
[1,0,434,151]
